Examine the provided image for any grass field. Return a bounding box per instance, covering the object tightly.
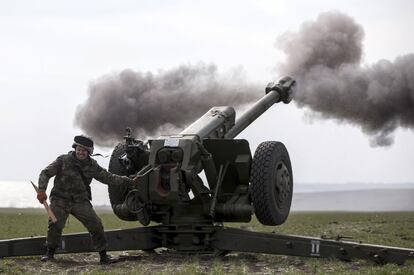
[0,209,413,274]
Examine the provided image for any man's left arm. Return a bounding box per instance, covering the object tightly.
[94,165,133,186]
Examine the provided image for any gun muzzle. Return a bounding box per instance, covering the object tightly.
[265,76,296,104]
[224,76,296,139]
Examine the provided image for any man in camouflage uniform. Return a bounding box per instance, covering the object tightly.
[36,135,134,264]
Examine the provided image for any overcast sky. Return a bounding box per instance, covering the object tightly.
[0,0,413,184]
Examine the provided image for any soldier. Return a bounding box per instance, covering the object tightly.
[36,135,135,264]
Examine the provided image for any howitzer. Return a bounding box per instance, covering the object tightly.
[109,76,296,227]
[1,77,413,265]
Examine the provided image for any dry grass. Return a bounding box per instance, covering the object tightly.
[1,209,413,274]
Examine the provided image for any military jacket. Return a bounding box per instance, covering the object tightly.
[38,151,132,202]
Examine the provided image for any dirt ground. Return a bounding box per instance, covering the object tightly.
[2,249,414,275]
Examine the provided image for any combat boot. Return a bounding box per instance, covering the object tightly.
[99,250,118,265]
[40,247,55,262]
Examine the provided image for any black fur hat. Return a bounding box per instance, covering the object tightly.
[72,135,94,154]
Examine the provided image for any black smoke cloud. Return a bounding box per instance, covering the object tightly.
[276,11,414,146]
[76,11,414,147]
[74,64,260,147]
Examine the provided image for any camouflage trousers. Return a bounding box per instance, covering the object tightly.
[47,198,106,252]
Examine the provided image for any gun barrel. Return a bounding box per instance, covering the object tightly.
[224,90,280,139]
[224,76,295,139]
[180,106,236,139]
[178,77,295,140]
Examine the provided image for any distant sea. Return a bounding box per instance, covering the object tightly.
[1,181,413,211]
[0,180,112,208]
[293,182,414,193]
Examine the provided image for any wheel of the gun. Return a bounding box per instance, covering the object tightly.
[108,142,138,221]
[250,141,293,225]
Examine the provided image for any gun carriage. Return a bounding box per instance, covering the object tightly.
[1,77,413,264]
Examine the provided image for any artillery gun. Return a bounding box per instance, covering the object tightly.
[1,77,413,264]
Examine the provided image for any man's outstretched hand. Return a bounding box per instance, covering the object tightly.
[37,191,47,204]
[132,175,140,186]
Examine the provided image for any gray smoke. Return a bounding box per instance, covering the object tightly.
[277,11,414,146]
[76,11,413,147]
[74,63,260,146]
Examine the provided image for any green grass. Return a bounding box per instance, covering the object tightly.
[1,209,413,274]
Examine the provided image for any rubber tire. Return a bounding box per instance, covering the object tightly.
[108,142,137,221]
[250,141,293,225]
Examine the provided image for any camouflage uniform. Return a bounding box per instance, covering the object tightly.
[38,151,132,251]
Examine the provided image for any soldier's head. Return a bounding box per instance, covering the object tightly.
[72,135,94,160]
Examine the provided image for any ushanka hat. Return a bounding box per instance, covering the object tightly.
[72,135,94,154]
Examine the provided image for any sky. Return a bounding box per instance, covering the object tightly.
[0,0,413,185]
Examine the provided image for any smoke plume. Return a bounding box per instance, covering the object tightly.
[76,11,413,147]
[276,11,414,146]
[74,63,260,146]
